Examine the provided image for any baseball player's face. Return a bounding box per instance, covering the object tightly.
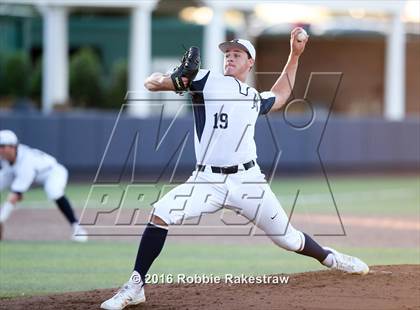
[223,49,254,79]
[0,145,17,162]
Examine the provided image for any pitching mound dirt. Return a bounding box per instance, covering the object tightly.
[1,265,418,310]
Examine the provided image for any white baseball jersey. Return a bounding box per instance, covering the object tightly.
[0,144,67,199]
[189,69,276,166]
[153,69,304,252]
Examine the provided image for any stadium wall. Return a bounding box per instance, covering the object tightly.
[0,113,418,178]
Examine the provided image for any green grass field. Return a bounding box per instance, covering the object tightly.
[1,242,419,298]
[7,175,419,216]
[0,176,419,298]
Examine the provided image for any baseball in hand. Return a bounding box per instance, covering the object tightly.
[296,29,308,42]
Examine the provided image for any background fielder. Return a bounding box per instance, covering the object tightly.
[0,130,87,242]
[100,28,369,310]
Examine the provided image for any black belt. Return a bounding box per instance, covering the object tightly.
[196,160,255,174]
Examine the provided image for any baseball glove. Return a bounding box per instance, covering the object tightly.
[171,46,201,93]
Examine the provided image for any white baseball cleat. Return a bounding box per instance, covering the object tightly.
[71,224,88,243]
[101,271,146,310]
[324,247,369,275]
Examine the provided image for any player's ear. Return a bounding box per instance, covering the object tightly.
[248,58,255,71]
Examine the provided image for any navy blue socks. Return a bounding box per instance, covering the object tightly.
[296,232,331,263]
[134,223,168,283]
[55,196,77,224]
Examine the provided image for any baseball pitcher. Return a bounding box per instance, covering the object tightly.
[101,28,369,310]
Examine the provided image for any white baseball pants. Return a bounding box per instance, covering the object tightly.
[153,163,304,251]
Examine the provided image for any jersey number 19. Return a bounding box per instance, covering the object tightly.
[213,113,228,129]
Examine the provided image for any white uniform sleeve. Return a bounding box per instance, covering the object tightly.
[0,167,9,191]
[189,69,210,92]
[10,159,36,193]
[258,91,276,115]
[0,161,13,191]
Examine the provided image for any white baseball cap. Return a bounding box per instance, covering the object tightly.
[0,130,18,146]
[219,39,256,60]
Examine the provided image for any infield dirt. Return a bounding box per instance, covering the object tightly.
[1,264,419,310]
[2,208,419,309]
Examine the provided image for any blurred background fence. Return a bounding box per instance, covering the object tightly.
[1,112,418,177]
[0,0,419,178]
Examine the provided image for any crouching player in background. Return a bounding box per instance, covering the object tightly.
[0,129,87,242]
